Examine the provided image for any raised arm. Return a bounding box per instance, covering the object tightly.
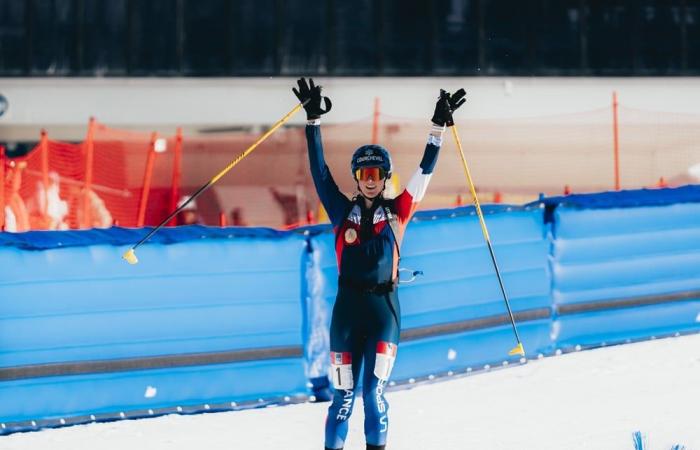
[395,89,467,222]
[294,77,350,227]
[306,122,351,226]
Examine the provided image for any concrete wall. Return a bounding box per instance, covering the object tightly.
[1,77,699,141]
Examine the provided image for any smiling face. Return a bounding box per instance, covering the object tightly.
[356,166,386,199]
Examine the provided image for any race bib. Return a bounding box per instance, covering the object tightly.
[331,351,353,389]
[374,341,397,380]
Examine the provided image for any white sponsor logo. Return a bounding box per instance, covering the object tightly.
[376,378,387,414]
[356,155,383,164]
[376,378,389,433]
[336,389,354,420]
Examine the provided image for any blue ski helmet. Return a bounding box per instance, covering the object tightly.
[351,145,392,179]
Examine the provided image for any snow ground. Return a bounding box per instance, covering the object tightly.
[3,333,699,450]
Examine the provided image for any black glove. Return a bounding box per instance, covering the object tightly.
[292,77,332,120]
[431,88,467,127]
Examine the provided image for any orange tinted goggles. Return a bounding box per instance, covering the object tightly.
[355,167,387,181]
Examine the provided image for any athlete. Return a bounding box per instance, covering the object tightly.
[293,78,465,450]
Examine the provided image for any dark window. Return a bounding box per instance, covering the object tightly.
[381,0,432,74]
[183,0,229,75]
[278,0,327,75]
[587,2,636,74]
[2,0,699,77]
[229,0,278,75]
[31,0,77,75]
[82,0,128,75]
[536,0,582,74]
[0,0,26,74]
[482,0,536,75]
[433,0,479,75]
[636,3,683,73]
[127,0,179,75]
[331,0,376,75]
[687,1,700,71]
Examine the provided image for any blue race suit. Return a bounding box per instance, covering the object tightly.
[305,122,442,449]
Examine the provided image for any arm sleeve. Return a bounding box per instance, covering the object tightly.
[306,123,351,227]
[394,124,444,222]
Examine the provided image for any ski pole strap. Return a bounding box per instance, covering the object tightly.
[398,268,424,284]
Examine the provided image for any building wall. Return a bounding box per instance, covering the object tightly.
[2,76,700,141]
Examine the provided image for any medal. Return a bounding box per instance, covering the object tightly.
[344,228,358,244]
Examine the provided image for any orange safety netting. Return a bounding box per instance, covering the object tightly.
[91,120,153,228]
[3,101,700,231]
[4,137,84,231]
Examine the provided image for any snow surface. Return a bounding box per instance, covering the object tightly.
[4,334,699,450]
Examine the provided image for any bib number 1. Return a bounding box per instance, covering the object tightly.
[330,351,354,390]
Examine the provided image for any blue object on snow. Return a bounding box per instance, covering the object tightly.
[632,431,647,450]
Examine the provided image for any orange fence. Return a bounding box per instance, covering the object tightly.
[2,95,700,231]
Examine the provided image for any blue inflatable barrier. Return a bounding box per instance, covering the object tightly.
[0,226,309,426]
[550,202,700,347]
[300,224,336,385]
[2,187,700,433]
[304,205,554,383]
[0,358,306,427]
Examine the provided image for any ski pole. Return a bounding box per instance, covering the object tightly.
[122,99,309,265]
[450,124,525,357]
